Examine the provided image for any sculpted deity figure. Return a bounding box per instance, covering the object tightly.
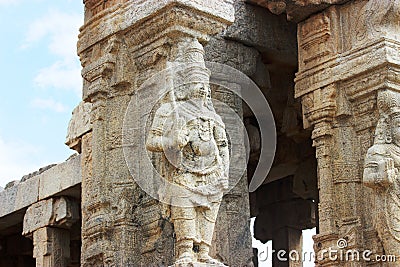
[363,90,400,258]
[146,39,229,266]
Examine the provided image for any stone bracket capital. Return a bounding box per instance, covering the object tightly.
[23,197,79,237]
[300,85,337,129]
[82,55,117,83]
[82,54,117,101]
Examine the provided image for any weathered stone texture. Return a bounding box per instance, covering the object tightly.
[32,227,71,267]
[205,37,259,76]
[20,164,57,183]
[23,197,79,236]
[224,0,297,67]
[0,176,39,219]
[78,0,235,53]
[248,0,351,22]
[39,155,81,200]
[66,101,92,152]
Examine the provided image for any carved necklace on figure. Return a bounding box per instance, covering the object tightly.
[198,118,212,141]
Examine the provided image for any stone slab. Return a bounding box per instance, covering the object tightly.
[248,0,351,22]
[39,154,81,200]
[223,0,297,66]
[0,155,81,219]
[78,0,235,53]
[0,175,39,218]
[205,37,258,76]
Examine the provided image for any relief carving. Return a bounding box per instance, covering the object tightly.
[81,36,128,101]
[299,12,332,66]
[66,101,93,152]
[23,197,79,237]
[363,90,400,257]
[84,0,128,20]
[146,39,229,266]
[355,0,400,45]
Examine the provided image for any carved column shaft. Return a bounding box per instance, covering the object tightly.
[295,0,400,266]
[77,0,247,265]
[23,197,79,267]
[32,227,70,267]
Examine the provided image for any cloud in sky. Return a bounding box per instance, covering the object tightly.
[0,0,19,5]
[0,136,44,187]
[34,61,82,95]
[31,97,69,113]
[22,8,83,95]
[22,9,82,59]
[0,0,44,6]
[0,1,83,188]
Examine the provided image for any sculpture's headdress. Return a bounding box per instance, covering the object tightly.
[374,90,400,144]
[378,90,400,117]
[182,39,210,86]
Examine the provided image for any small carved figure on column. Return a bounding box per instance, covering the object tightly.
[146,39,229,266]
[363,90,400,257]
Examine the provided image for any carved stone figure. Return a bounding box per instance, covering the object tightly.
[363,90,400,257]
[146,39,229,266]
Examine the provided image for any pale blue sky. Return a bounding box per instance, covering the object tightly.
[0,0,83,187]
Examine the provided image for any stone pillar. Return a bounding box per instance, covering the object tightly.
[77,0,253,266]
[288,228,302,267]
[271,227,302,267]
[32,228,70,267]
[22,197,79,267]
[290,0,400,266]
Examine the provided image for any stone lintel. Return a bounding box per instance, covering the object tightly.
[0,155,81,219]
[295,38,400,99]
[23,197,79,237]
[78,0,235,54]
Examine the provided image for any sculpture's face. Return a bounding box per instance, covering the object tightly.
[391,116,400,146]
[189,82,210,101]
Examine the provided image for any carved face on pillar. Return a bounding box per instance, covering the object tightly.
[391,115,400,147]
[363,90,400,257]
[188,81,210,101]
[146,38,230,266]
[183,65,211,102]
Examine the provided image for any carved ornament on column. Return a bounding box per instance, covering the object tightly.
[23,197,79,237]
[146,39,229,266]
[294,1,400,266]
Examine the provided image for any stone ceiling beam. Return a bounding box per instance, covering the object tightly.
[247,0,351,22]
